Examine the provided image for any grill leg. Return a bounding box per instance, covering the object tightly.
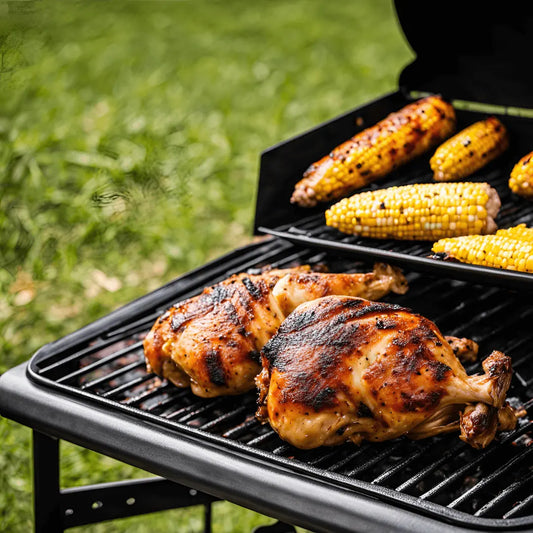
[31,430,219,531]
[33,430,62,533]
[204,501,212,533]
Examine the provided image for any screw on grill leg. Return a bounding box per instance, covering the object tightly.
[252,521,297,533]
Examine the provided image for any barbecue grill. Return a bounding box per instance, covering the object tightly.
[1,2,533,532]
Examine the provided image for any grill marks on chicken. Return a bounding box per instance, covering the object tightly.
[256,296,516,449]
[144,269,290,398]
[143,264,407,397]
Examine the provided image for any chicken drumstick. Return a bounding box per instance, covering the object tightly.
[256,295,516,449]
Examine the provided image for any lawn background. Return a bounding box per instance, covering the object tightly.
[0,1,413,531]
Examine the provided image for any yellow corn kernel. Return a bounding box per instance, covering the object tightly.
[325,182,500,241]
[432,228,533,273]
[496,224,533,241]
[509,151,533,199]
[291,96,456,207]
[430,117,509,182]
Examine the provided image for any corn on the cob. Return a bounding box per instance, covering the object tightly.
[496,224,533,241]
[325,182,500,240]
[291,96,456,207]
[509,151,533,199]
[432,226,533,273]
[430,117,509,182]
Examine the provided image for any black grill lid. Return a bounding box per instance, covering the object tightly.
[395,0,533,109]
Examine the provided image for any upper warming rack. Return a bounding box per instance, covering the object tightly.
[255,99,533,291]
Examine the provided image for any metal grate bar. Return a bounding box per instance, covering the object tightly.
[328,446,370,473]
[165,398,223,423]
[399,244,422,254]
[510,343,533,370]
[37,337,124,376]
[141,388,187,413]
[370,442,432,485]
[447,445,533,509]
[451,299,513,335]
[120,382,176,408]
[503,494,533,519]
[81,359,145,391]
[474,470,533,517]
[432,288,505,332]
[199,405,250,432]
[420,421,533,501]
[56,341,143,384]
[103,312,160,340]
[222,417,259,439]
[395,440,467,492]
[346,442,403,477]
[397,276,451,302]
[271,444,291,456]
[305,448,342,467]
[102,373,157,399]
[245,429,277,448]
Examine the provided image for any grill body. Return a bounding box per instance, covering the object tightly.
[0,234,530,531]
[2,2,533,531]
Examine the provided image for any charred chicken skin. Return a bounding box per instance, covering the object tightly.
[256,296,516,449]
[143,264,407,398]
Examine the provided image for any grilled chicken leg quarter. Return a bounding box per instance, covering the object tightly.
[143,264,407,397]
[256,296,517,449]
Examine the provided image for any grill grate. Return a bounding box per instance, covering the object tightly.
[27,237,533,530]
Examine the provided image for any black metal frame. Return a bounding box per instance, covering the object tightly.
[1,362,483,533]
[32,430,218,533]
[31,431,297,533]
[7,230,528,532]
[18,258,533,529]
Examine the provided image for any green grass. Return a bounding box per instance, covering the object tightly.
[0,1,413,531]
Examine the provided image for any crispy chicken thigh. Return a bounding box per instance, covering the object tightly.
[143,264,407,397]
[256,296,516,449]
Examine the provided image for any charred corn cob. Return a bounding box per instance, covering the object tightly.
[430,117,509,182]
[291,96,456,207]
[432,225,533,273]
[325,182,500,240]
[509,151,533,199]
